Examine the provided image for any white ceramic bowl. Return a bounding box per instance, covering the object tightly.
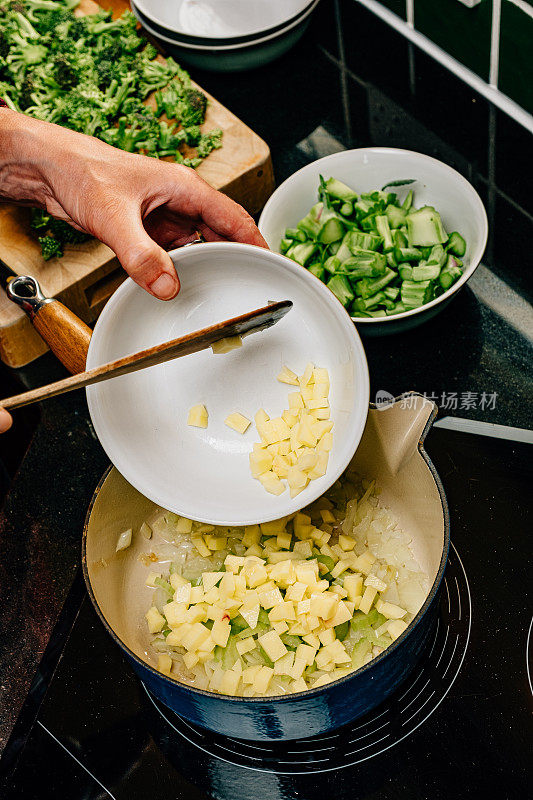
[86,243,369,526]
[134,0,312,40]
[259,148,488,334]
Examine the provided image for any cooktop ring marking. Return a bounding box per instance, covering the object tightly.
[526,616,533,696]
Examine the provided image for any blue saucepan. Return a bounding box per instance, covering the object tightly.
[82,394,448,740]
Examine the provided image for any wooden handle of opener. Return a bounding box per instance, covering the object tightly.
[32,299,92,375]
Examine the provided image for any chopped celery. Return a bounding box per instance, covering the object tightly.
[446,231,466,257]
[349,230,382,252]
[308,262,325,280]
[281,634,302,650]
[394,246,423,263]
[325,177,358,202]
[286,227,307,242]
[439,256,463,290]
[407,206,448,247]
[282,177,466,318]
[374,215,394,251]
[385,204,407,228]
[221,637,240,670]
[335,621,350,641]
[230,615,249,634]
[351,638,371,669]
[154,577,174,596]
[412,263,441,281]
[258,608,270,627]
[287,242,316,266]
[401,279,433,308]
[354,267,396,298]
[351,608,380,631]
[326,274,355,307]
[340,202,353,216]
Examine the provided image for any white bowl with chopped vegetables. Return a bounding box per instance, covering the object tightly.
[259,148,488,334]
[86,242,370,527]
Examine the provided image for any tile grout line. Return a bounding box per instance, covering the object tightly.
[489,0,501,87]
[37,721,118,800]
[353,0,533,133]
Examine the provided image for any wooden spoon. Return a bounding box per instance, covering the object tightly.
[1,300,292,411]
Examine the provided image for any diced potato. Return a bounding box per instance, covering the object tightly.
[287,466,308,490]
[291,677,308,693]
[327,600,352,628]
[243,664,263,685]
[182,622,211,651]
[295,643,316,665]
[326,639,350,664]
[211,335,242,354]
[359,586,378,615]
[258,471,286,495]
[290,657,307,680]
[240,603,260,629]
[268,601,296,622]
[183,651,199,670]
[276,531,292,550]
[343,573,364,603]
[245,543,263,557]
[302,632,320,649]
[253,666,274,694]
[219,668,241,696]
[191,535,210,558]
[388,619,409,640]
[320,509,336,524]
[297,451,318,472]
[272,454,290,478]
[145,571,161,588]
[308,452,329,480]
[338,534,356,552]
[318,628,336,646]
[158,653,172,675]
[188,404,208,428]
[243,564,266,590]
[293,540,313,559]
[219,573,236,599]
[278,440,291,456]
[376,599,407,619]
[140,522,152,540]
[242,526,261,547]
[211,618,231,648]
[225,412,251,434]
[282,409,299,427]
[277,365,299,385]
[236,638,256,656]
[297,598,311,615]
[269,560,296,588]
[286,581,307,602]
[145,606,165,633]
[225,554,246,572]
[299,362,315,386]
[274,651,295,675]
[288,391,304,410]
[267,443,281,456]
[115,528,132,552]
[312,408,331,420]
[354,551,376,575]
[331,560,349,579]
[186,604,207,624]
[258,630,288,662]
[255,409,270,427]
[202,572,224,592]
[257,585,284,609]
[310,592,338,620]
[176,516,193,534]
[163,601,188,626]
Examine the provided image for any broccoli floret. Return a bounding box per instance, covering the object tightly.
[30,207,50,230]
[38,234,63,260]
[183,124,201,146]
[52,53,78,89]
[17,71,37,108]
[196,127,222,159]
[180,88,207,126]
[0,31,10,59]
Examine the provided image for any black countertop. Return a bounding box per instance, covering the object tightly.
[0,0,532,760]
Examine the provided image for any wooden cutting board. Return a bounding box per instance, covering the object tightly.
[0,0,274,368]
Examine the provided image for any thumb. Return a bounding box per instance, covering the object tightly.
[0,408,12,433]
[103,210,180,300]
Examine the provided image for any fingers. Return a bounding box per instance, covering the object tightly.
[101,206,180,300]
[0,408,12,433]
[163,168,268,249]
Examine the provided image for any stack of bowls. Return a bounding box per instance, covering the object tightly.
[131,0,321,72]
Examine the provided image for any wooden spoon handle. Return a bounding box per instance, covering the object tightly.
[7,276,91,374]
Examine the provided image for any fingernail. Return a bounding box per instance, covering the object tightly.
[150,273,179,300]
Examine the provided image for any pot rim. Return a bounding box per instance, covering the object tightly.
[81,391,450,703]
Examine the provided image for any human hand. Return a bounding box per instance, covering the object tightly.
[0,111,268,300]
[0,408,12,433]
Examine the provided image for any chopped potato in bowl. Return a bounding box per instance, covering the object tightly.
[143,469,429,697]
